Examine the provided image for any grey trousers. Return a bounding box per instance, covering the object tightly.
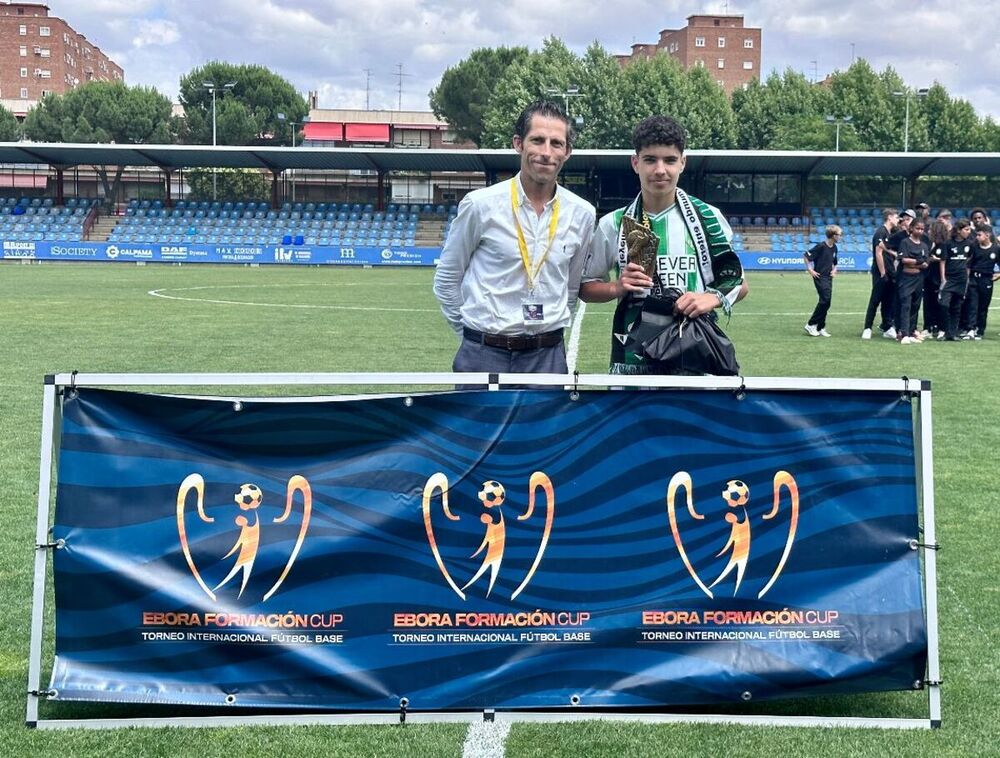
[452,336,567,388]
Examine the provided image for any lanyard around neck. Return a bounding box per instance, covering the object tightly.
[511,178,560,292]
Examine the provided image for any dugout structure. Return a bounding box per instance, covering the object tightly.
[28,372,942,730]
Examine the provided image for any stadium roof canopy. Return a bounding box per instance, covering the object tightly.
[2,142,1000,177]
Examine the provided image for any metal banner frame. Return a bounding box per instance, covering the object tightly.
[26,372,942,731]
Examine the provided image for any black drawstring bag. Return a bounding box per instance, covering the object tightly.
[624,288,740,376]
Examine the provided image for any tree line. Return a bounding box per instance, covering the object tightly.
[2,43,998,202]
[430,39,1000,153]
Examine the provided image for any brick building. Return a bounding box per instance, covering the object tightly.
[616,14,761,94]
[0,1,123,118]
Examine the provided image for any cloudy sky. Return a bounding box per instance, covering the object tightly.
[48,0,1000,119]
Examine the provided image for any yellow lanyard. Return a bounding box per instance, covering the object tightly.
[511,178,560,292]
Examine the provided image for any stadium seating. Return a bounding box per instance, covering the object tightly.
[0,196,98,241]
[101,200,438,246]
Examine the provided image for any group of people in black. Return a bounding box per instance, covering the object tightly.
[860,204,999,343]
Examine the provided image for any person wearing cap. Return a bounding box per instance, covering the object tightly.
[862,208,899,340]
[433,100,596,376]
[915,202,932,225]
[803,225,841,337]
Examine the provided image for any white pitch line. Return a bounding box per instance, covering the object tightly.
[565,301,587,373]
[462,720,511,758]
[147,288,438,313]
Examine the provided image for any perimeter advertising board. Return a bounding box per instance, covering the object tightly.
[49,387,926,710]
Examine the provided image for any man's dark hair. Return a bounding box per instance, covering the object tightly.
[632,116,686,153]
[974,223,993,235]
[514,100,574,148]
[970,207,988,219]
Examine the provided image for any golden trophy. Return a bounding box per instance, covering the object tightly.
[622,215,660,280]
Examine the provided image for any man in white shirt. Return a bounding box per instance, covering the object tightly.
[433,101,596,375]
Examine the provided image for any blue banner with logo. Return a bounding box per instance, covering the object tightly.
[50,387,927,710]
[0,239,437,265]
[736,251,872,271]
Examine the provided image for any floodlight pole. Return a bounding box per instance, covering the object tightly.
[277,113,311,204]
[825,115,852,208]
[893,88,929,153]
[202,81,236,201]
[545,86,584,121]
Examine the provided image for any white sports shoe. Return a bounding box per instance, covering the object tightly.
[919,330,931,338]
[900,336,915,344]
[937,331,946,340]
[883,327,897,339]
[819,328,832,337]
[861,328,872,340]
[804,324,820,337]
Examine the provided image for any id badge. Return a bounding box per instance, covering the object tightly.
[521,299,544,324]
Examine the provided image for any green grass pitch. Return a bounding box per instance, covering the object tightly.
[0,262,997,756]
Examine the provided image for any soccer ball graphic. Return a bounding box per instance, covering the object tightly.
[722,479,750,507]
[478,480,506,508]
[235,483,263,510]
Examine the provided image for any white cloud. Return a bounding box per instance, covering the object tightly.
[132,20,180,48]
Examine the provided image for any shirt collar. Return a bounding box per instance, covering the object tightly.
[515,172,559,210]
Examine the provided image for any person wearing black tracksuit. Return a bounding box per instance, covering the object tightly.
[938,219,973,341]
[895,219,929,343]
[862,208,898,339]
[964,224,999,339]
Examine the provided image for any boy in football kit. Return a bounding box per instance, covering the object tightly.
[580,115,745,374]
[803,225,841,337]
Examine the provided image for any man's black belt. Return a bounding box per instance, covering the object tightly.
[463,327,563,351]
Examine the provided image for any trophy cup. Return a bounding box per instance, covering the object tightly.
[622,215,660,281]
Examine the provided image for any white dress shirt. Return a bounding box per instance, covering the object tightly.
[433,174,596,336]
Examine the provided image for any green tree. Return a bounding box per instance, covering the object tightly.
[565,43,628,149]
[429,46,529,146]
[827,61,906,151]
[0,105,21,141]
[770,114,863,151]
[618,54,736,149]
[922,83,983,152]
[682,65,737,148]
[179,62,308,146]
[479,38,583,148]
[731,69,829,149]
[22,81,175,202]
[186,168,269,201]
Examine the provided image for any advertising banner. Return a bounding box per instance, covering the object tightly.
[50,387,927,710]
[2,240,869,271]
[737,251,871,271]
[0,240,438,266]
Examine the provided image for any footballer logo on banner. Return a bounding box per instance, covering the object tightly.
[176,473,313,602]
[422,472,555,601]
[667,470,799,599]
